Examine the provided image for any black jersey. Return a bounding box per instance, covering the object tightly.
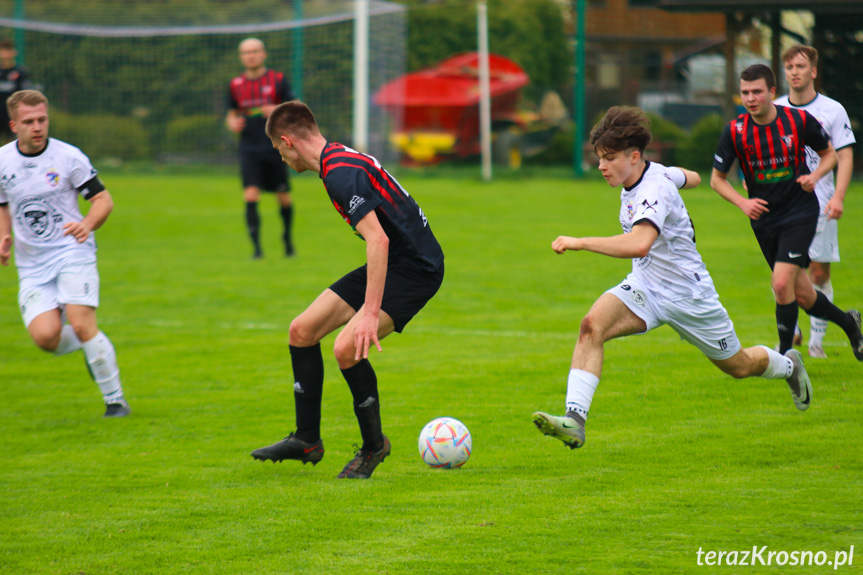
[0,65,31,131]
[320,142,444,272]
[228,70,294,152]
[713,105,829,230]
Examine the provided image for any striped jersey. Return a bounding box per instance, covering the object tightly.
[774,92,856,208]
[319,142,444,272]
[713,105,829,229]
[228,70,294,151]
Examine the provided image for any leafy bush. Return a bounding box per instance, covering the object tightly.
[165,115,231,156]
[646,113,686,166]
[677,113,725,174]
[50,111,150,161]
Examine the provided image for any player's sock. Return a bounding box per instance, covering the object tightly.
[341,359,384,452]
[245,201,262,256]
[809,280,832,348]
[81,331,124,402]
[803,290,857,339]
[280,205,294,255]
[776,302,798,354]
[756,345,794,379]
[290,344,324,443]
[565,368,599,421]
[53,324,83,356]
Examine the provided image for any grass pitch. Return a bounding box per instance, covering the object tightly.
[1,169,861,574]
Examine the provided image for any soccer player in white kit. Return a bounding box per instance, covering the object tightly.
[532,107,811,450]
[774,44,856,359]
[0,90,129,417]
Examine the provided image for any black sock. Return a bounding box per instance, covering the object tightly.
[245,201,261,255]
[804,291,857,339]
[776,302,798,354]
[290,344,324,443]
[280,205,294,254]
[341,359,384,452]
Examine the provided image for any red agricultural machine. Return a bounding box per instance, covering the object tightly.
[374,52,563,168]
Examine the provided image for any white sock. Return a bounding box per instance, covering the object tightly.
[565,368,600,420]
[82,331,124,401]
[758,345,794,379]
[53,324,83,356]
[809,280,832,347]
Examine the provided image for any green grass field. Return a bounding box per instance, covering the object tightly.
[1,168,861,574]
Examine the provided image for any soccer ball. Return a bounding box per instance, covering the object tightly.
[418,417,472,469]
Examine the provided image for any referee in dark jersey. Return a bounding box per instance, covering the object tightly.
[251,101,444,480]
[711,64,863,360]
[226,38,295,258]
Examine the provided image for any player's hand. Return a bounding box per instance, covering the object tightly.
[62,220,93,243]
[0,235,11,266]
[552,236,580,254]
[740,198,769,221]
[354,312,382,361]
[227,115,245,133]
[825,196,844,220]
[796,174,817,193]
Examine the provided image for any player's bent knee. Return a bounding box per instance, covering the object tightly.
[332,337,358,368]
[288,317,318,347]
[30,329,61,352]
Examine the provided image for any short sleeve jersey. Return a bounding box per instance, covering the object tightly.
[621,161,716,301]
[0,138,105,273]
[320,142,444,272]
[713,105,829,230]
[774,92,856,206]
[228,70,294,152]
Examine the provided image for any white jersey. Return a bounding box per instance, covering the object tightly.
[619,162,716,301]
[774,92,856,206]
[0,138,102,274]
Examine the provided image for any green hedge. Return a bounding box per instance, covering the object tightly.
[50,111,150,161]
[677,113,725,174]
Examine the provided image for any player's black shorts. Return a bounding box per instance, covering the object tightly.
[240,148,290,192]
[329,259,444,333]
[752,217,817,270]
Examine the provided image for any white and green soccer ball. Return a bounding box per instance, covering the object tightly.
[418,417,472,469]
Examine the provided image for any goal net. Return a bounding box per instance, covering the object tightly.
[0,0,406,166]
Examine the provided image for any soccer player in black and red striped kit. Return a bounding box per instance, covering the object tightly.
[711,64,863,362]
[226,38,295,258]
[251,101,444,479]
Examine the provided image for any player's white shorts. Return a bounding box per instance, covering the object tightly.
[18,261,100,327]
[606,274,741,360]
[808,212,839,263]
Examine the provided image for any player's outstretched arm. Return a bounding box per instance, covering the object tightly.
[63,190,114,243]
[679,168,701,189]
[552,222,658,259]
[710,168,768,221]
[0,204,11,266]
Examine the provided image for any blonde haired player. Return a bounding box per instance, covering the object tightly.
[774,44,856,358]
[0,90,129,417]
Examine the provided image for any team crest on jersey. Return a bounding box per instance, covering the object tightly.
[625,202,635,221]
[735,121,744,134]
[780,134,794,148]
[15,196,63,243]
[46,171,60,187]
